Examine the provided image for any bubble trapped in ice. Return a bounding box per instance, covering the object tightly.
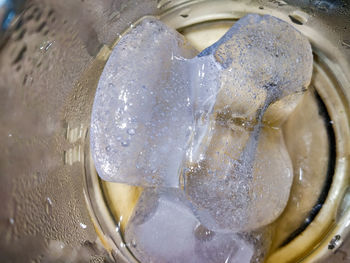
[90,14,313,232]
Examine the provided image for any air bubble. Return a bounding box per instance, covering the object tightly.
[121,140,130,147]
[127,128,136,135]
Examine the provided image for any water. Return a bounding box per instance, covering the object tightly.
[84,1,350,262]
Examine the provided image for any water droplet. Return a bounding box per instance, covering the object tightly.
[269,0,287,6]
[47,197,53,205]
[157,0,172,9]
[127,128,136,135]
[8,133,12,137]
[277,0,287,6]
[328,235,342,250]
[80,222,87,229]
[131,239,137,248]
[45,197,53,215]
[314,0,331,11]
[105,146,111,152]
[9,218,14,225]
[289,10,309,25]
[121,140,129,147]
[179,8,191,18]
[39,41,54,52]
[45,42,53,51]
[342,40,350,49]
[108,83,115,89]
[194,224,215,241]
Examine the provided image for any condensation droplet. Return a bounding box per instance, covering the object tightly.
[157,0,172,9]
[39,41,54,52]
[45,197,53,215]
[194,224,215,242]
[9,218,14,225]
[314,0,331,11]
[131,239,137,248]
[80,222,87,229]
[277,0,287,6]
[269,0,287,6]
[106,146,111,152]
[289,10,309,25]
[342,40,350,49]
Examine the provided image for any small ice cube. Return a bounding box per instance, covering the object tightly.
[125,189,254,263]
[90,18,197,187]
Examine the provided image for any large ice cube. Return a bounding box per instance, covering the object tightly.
[90,18,197,187]
[183,14,313,232]
[125,189,254,263]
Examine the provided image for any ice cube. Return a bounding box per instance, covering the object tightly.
[90,18,197,187]
[125,189,254,263]
[91,14,313,232]
[183,14,313,232]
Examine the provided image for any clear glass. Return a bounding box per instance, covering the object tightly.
[0,0,349,262]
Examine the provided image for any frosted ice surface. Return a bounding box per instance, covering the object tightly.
[90,17,198,187]
[183,14,313,232]
[125,189,254,263]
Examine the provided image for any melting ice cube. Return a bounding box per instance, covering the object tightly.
[90,18,197,187]
[91,14,313,231]
[183,14,313,232]
[125,189,254,263]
